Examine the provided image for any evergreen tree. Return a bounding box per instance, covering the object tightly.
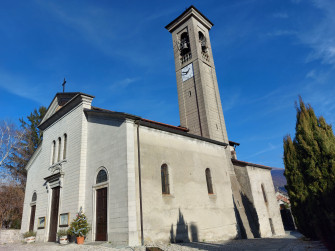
[68,207,90,237]
[284,98,335,247]
[5,106,46,186]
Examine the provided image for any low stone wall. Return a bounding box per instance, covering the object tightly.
[0,229,21,244]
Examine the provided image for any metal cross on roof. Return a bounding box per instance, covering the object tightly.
[62,78,66,93]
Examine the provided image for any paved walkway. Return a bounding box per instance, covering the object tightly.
[0,232,328,251]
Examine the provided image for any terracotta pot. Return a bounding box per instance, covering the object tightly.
[76,236,84,245]
[59,235,68,245]
[25,236,36,243]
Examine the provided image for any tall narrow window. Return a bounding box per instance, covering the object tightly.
[57,137,61,162]
[161,164,170,194]
[52,141,56,164]
[261,184,268,203]
[63,134,67,159]
[205,168,214,194]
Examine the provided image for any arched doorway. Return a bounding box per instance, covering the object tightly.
[95,168,108,241]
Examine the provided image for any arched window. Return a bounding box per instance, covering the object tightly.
[52,140,56,164]
[63,134,67,159]
[32,192,37,202]
[261,184,267,203]
[96,169,108,184]
[57,137,61,162]
[161,164,170,194]
[205,168,213,194]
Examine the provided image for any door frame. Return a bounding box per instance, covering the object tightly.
[48,186,60,242]
[92,181,109,241]
[44,172,64,242]
[29,204,36,231]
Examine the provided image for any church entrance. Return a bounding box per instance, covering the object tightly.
[29,205,36,231]
[96,187,107,241]
[48,186,60,242]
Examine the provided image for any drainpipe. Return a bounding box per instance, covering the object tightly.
[136,120,144,245]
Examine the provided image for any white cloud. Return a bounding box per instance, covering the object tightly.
[298,0,335,66]
[0,70,47,104]
[291,0,302,4]
[273,12,289,19]
[266,30,296,37]
[109,77,140,92]
[306,70,316,79]
[245,143,280,158]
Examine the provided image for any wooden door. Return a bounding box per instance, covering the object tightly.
[96,187,107,241]
[48,186,60,242]
[29,205,36,232]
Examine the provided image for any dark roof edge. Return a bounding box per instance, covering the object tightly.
[39,93,92,130]
[232,159,273,170]
[54,92,95,98]
[229,140,240,146]
[137,120,228,147]
[85,108,227,147]
[165,5,214,30]
[85,108,141,120]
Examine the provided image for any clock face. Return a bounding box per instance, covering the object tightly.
[181,63,194,82]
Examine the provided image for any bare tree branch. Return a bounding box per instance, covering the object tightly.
[0,121,23,168]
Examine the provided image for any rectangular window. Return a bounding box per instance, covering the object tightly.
[206,168,214,194]
[63,134,67,159]
[57,138,61,162]
[52,141,56,164]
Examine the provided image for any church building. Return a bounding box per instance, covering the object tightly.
[21,6,284,245]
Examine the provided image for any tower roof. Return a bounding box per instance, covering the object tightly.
[165,5,214,32]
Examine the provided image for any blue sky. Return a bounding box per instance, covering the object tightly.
[1,0,334,168]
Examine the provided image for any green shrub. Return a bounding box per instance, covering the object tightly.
[23,231,36,238]
[57,229,68,237]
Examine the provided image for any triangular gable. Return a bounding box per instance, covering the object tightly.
[40,93,81,126]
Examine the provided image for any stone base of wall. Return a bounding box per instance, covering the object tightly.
[0,230,21,244]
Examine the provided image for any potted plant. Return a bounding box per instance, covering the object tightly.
[23,231,36,243]
[68,207,90,244]
[57,229,69,244]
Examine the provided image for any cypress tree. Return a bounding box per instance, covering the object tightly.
[284,98,335,247]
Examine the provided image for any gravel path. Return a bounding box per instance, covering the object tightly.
[0,232,328,251]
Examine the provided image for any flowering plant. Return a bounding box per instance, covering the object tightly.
[68,207,90,237]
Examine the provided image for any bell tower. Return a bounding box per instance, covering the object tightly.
[166,6,229,143]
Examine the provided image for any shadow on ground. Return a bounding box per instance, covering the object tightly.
[168,232,327,251]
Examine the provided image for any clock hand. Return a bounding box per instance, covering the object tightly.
[182,68,190,75]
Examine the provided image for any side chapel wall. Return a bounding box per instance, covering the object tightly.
[136,125,238,244]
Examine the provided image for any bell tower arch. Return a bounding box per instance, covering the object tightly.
[166,6,229,143]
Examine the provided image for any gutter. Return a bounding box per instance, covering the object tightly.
[135,120,144,245]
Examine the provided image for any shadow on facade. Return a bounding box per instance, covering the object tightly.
[280,207,296,231]
[232,196,247,239]
[240,192,260,238]
[170,209,199,243]
[170,209,193,243]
